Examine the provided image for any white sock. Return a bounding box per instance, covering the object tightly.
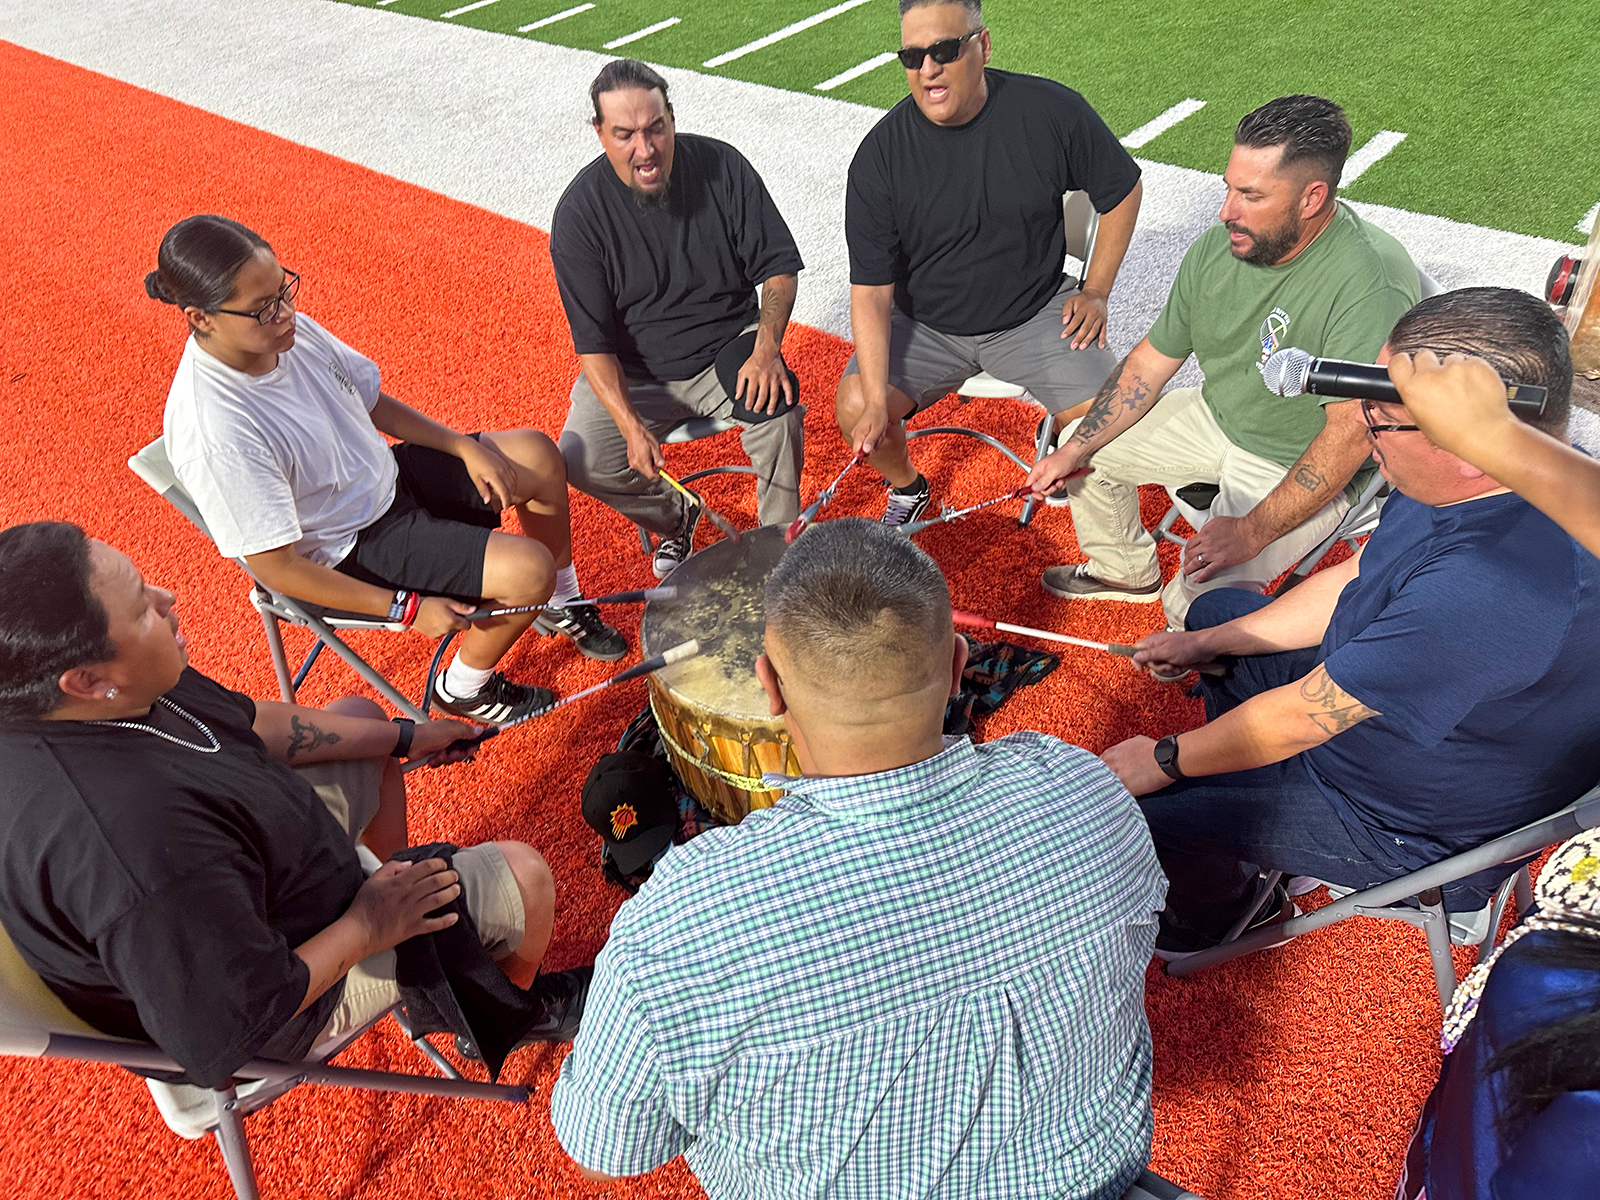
[443,654,495,699]
[550,563,581,607]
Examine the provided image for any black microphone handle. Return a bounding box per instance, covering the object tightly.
[1305,358,1548,415]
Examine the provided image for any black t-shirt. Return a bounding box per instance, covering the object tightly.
[0,669,365,1088]
[846,69,1141,335]
[550,133,805,382]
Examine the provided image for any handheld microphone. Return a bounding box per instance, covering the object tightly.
[1261,347,1547,416]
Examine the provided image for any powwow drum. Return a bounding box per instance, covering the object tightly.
[1561,220,1600,379]
[639,524,801,823]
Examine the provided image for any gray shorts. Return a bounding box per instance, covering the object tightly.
[842,279,1118,415]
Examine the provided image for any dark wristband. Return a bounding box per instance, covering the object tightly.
[390,717,415,759]
[1153,734,1186,782]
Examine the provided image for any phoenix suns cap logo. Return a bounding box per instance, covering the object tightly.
[609,803,638,841]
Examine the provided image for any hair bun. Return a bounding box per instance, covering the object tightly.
[144,271,173,303]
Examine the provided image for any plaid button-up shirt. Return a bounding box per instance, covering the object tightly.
[550,733,1166,1199]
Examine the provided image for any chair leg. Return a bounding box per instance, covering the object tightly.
[211,1087,261,1200]
[1476,871,1524,965]
[1220,871,1283,943]
[637,525,653,555]
[257,609,297,704]
[291,639,326,692]
[1418,886,1457,1010]
[1514,865,1534,916]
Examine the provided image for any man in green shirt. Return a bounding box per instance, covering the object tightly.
[1028,94,1419,625]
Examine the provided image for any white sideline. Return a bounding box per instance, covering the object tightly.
[703,0,873,70]
[0,0,1581,348]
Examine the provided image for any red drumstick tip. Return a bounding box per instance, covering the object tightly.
[951,610,998,629]
[784,518,806,543]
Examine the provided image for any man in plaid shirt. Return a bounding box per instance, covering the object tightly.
[550,518,1166,1198]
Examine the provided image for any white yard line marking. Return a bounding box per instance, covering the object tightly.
[519,3,593,32]
[376,0,403,6]
[1339,130,1407,188]
[704,0,873,69]
[603,16,680,49]
[1120,98,1205,149]
[440,0,502,17]
[815,50,898,91]
[1577,201,1599,235]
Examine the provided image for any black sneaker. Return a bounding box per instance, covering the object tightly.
[1153,882,1299,963]
[452,965,594,1061]
[432,671,556,725]
[535,604,628,662]
[652,504,701,580]
[880,475,931,528]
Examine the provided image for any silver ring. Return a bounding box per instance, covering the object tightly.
[1196,553,1206,564]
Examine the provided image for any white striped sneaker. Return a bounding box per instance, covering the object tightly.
[432,672,555,725]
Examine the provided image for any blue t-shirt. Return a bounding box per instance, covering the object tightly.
[1303,491,1600,868]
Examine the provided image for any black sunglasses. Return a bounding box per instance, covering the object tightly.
[216,269,300,325]
[1360,399,1421,436]
[897,28,982,70]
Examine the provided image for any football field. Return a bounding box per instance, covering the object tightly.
[334,0,1600,243]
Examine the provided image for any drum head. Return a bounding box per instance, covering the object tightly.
[641,524,788,720]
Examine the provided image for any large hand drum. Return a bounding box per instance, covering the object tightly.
[640,525,801,823]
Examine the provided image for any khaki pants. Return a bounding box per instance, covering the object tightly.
[1066,387,1351,624]
[559,356,804,535]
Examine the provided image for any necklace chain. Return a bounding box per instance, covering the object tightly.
[86,696,222,754]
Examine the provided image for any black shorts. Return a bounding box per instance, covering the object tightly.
[334,437,500,602]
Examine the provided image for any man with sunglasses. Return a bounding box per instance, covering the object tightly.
[836,0,1144,526]
[1093,288,1600,959]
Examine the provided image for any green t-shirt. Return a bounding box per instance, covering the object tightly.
[1147,202,1419,486]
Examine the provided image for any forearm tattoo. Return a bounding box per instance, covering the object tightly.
[1298,667,1380,736]
[1070,356,1154,445]
[1292,464,1329,494]
[286,715,342,761]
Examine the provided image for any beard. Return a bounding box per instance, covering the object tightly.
[1227,214,1301,265]
[629,171,671,209]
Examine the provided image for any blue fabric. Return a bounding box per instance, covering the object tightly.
[550,734,1166,1200]
[1396,929,1600,1200]
[1306,491,1600,869]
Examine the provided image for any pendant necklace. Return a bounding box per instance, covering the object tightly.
[86,696,222,754]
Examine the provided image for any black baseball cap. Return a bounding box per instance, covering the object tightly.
[581,752,678,875]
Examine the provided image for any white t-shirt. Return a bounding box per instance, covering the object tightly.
[163,314,399,565]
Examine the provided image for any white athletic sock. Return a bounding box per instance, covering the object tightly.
[443,654,495,699]
[550,563,581,607]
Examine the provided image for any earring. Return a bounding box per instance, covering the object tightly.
[105,688,118,699]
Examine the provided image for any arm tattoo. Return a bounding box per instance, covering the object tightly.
[755,276,795,350]
[1069,356,1155,445]
[286,715,342,761]
[1292,464,1329,494]
[1297,667,1380,736]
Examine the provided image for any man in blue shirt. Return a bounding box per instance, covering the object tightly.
[1098,287,1600,955]
[550,518,1165,1199]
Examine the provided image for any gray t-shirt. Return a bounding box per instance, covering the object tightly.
[163,314,397,564]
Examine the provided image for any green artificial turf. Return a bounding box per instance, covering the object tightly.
[337,0,1597,243]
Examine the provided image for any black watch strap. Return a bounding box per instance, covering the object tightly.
[390,717,415,759]
[1153,734,1185,781]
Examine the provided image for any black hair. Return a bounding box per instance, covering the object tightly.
[898,0,983,22]
[144,215,272,324]
[1485,930,1600,1133]
[589,59,672,126]
[1234,95,1352,189]
[0,523,115,720]
[1387,286,1573,438]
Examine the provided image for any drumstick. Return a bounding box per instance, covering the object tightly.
[404,638,704,772]
[952,610,1227,676]
[786,452,862,543]
[463,585,680,621]
[897,468,1092,535]
[657,469,742,544]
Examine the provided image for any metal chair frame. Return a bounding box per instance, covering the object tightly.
[1165,784,1600,1010]
[904,190,1101,528]
[128,437,428,719]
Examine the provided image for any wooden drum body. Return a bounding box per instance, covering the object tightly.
[640,525,801,824]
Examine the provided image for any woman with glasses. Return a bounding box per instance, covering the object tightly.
[147,215,624,726]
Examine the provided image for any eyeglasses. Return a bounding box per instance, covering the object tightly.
[1360,399,1421,436]
[216,269,300,325]
[896,28,983,70]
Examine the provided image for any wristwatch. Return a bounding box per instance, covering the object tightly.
[1153,734,1185,781]
[390,717,416,759]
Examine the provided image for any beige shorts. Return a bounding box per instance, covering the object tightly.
[296,758,526,1048]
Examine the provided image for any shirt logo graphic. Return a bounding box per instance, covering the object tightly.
[1259,307,1292,363]
[328,358,357,397]
[609,803,639,841]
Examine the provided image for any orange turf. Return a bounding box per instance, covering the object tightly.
[0,42,1455,1200]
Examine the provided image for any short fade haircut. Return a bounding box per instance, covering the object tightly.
[898,0,983,25]
[589,59,672,125]
[0,522,115,720]
[1235,94,1352,189]
[765,517,951,686]
[1387,287,1572,439]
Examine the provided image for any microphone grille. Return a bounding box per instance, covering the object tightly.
[1262,347,1313,397]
